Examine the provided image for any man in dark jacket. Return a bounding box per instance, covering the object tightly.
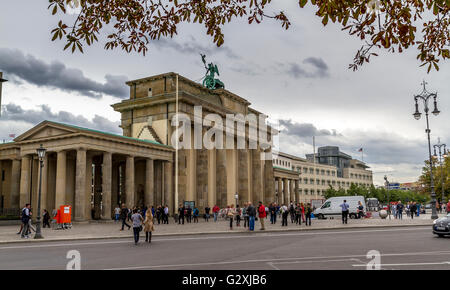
[396,201,404,220]
[178,204,185,224]
[410,202,417,219]
[247,202,256,231]
[120,204,131,230]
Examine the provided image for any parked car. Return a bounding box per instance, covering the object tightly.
[313,196,366,219]
[432,214,450,237]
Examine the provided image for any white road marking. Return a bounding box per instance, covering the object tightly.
[104,250,450,270]
[352,261,450,267]
[0,226,430,250]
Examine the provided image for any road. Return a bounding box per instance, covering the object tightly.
[0,226,449,270]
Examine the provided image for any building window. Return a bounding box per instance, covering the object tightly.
[148,88,152,97]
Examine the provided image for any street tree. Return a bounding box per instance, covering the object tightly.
[48,0,450,72]
[419,156,449,202]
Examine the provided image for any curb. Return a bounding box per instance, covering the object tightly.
[0,222,432,245]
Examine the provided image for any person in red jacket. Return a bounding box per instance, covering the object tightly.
[258,201,266,230]
[212,205,220,222]
[446,201,450,214]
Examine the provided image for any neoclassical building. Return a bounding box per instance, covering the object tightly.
[0,72,276,220]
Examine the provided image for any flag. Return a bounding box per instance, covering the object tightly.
[358,148,363,152]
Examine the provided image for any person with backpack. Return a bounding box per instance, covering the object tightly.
[21,204,31,238]
[193,207,199,223]
[258,201,266,230]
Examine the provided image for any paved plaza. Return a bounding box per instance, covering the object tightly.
[0,212,444,244]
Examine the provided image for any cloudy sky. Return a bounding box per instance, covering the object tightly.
[0,0,449,186]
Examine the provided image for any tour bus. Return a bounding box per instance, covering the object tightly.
[313,196,366,219]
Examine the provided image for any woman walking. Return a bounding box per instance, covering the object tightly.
[143,210,154,243]
[131,209,143,245]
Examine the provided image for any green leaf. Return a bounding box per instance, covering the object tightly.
[299,0,308,8]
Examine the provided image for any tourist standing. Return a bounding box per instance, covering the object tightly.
[120,204,131,231]
[340,200,349,224]
[178,204,185,225]
[213,205,220,222]
[235,205,241,227]
[410,202,417,219]
[114,205,121,222]
[205,206,211,222]
[163,205,169,224]
[21,204,31,238]
[193,207,199,223]
[143,210,154,243]
[131,209,143,245]
[227,205,235,230]
[42,209,51,228]
[397,201,404,219]
[357,201,364,219]
[242,203,249,228]
[281,204,288,226]
[295,204,302,225]
[289,202,295,223]
[305,203,312,226]
[258,201,266,230]
[186,206,192,223]
[247,202,256,231]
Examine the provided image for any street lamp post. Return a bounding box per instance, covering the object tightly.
[384,175,390,219]
[413,81,440,219]
[234,193,239,207]
[34,144,46,239]
[433,142,447,204]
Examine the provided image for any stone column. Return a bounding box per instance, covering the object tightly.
[19,155,31,206]
[283,178,289,205]
[55,151,66,208]
[40,155,48,213]
[125,156,135,208]
[10,159,21,209]
[164,161,173,213]
[216,149,227,208]
[207,149,216,209]
[145,158,154,207]
[277,178,282,205]
[251,149,263,204]
[101,152,112,220]
[75,148,87,221]
[85,154,93,220]
[290,179,295,203]
[295,179,299,204]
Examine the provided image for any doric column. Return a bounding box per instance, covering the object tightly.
[251,149,263,204]
[101,152,112,220]
[10,159,21,209]
[277,177,282,205]
[283,178,289,205]
[290,179,295,203]
[55,151,66,208]
[145,158,154,207]
[39,155,48,213]
[126,155,135,209]
[75,148,87,221]
[164,161,173,213]
[295,179,299,204]
[207,149,216,209]
[19,155,31,206]
[216,149,227,208]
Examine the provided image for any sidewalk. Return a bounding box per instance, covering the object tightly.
[0,213,442,244]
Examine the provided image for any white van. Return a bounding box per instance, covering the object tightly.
[313,196,366,219]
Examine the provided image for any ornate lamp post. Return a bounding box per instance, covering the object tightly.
[433,141,447,204]
[34,144,46,239]
[413,81,440,219]
[0,72,8,117]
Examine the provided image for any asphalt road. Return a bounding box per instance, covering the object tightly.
[0,226,449,270]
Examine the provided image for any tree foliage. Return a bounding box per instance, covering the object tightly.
[324,184,429,204]
[418,155,449,202]
[48,0,450,71]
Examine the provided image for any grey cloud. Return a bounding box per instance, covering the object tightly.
[285,57,329,79]
[152,36,239,59]
[0,48,129,99]
[0,103,121,136]
[279,119,339,137]
[277,119,428,166]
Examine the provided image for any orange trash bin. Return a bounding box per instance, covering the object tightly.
[59,205,72,224]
